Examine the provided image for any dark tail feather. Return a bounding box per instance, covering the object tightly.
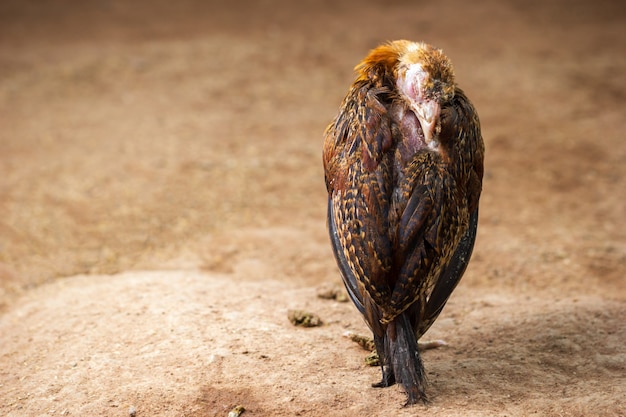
[385,312,427,405]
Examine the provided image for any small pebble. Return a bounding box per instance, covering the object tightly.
[419,339,448,350]
[129,405,137,417]
[228,405,245,417]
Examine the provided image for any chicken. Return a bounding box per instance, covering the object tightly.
[323,40,484,404]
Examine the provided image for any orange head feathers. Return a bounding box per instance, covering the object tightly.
[355,40,456,144]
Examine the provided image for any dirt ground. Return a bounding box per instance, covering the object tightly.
[1,0,625,416]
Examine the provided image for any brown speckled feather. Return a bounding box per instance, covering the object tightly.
[324,41,484,404]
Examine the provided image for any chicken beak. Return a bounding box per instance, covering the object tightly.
[415,100,440,144]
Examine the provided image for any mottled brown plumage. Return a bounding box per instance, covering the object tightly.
[323,40,484,404]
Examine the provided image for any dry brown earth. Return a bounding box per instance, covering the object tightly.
[1,1,624,416]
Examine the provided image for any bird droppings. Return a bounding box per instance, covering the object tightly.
[287,310,323,327]
[344,331,379,365]
[365,351,380,367]
[344,331,376,351]
[316,284,349,302]
[228,404,245,417]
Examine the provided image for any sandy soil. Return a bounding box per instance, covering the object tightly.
[1,0,625,416]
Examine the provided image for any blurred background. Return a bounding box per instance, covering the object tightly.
[1,0,624,304]
[0,0,624,414]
